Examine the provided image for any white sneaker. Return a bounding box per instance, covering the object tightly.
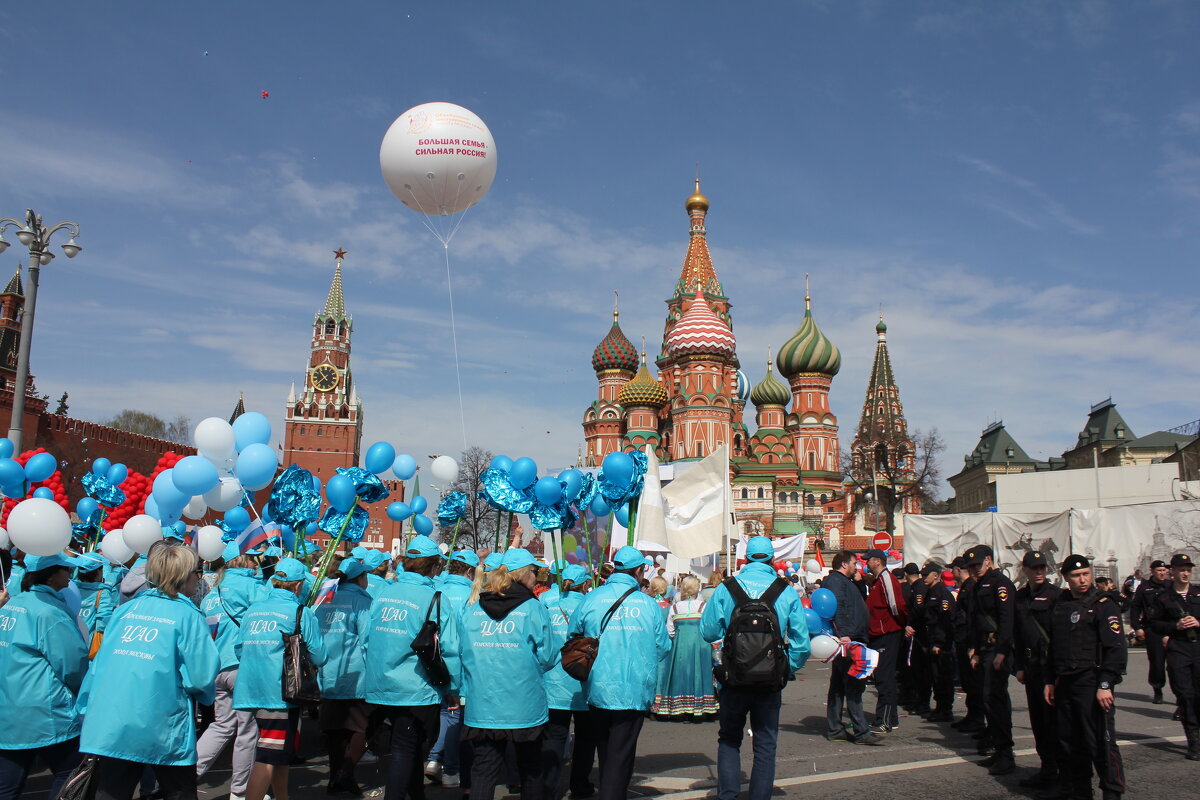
[442,774,460,788]
[423,760,443,783]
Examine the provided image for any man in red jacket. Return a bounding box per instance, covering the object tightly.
[865,548,908,732]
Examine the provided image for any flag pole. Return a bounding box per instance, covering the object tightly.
[724,442,732,576]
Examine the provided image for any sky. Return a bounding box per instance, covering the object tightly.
[1,1,1197,500]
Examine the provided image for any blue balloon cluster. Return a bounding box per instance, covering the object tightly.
[806,587,838,636]
[318,467,390,544]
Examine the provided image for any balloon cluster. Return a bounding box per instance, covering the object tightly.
[0,446,70,521]
[776,558,824,581]
[361,441,441,536]
[319,467,389,543]
[802,587,839,641]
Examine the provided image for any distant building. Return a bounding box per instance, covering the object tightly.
[948,422,1041,513]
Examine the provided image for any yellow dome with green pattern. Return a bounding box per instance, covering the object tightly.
[618,361,668,408]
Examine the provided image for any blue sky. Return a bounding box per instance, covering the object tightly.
[1,1,1197,497]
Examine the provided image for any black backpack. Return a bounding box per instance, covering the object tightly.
[718,577,789,691]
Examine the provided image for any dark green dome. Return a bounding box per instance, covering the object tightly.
[750,364,790,407]
[777,299,841,378]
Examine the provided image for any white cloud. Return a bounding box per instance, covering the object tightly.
[958,155,1101,235]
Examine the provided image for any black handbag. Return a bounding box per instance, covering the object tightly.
[282,605,321,704]
[58,754,98,800]
[411,591,452,687]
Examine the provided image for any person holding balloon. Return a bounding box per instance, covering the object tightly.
[821,551,880,746]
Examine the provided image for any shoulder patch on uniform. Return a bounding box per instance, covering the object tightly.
[997,586,1009,601]
[1108,617,1121,634]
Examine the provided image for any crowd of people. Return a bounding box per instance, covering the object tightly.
[0,531,1197,800]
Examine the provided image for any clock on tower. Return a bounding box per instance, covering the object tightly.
[311,364,339,392]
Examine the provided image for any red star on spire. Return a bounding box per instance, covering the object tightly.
[333,248,347,260]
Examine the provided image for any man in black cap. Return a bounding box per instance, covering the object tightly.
[1014,550,1060,789]
[950,554,985,731]
[914,564,957,721]
[899,562,925,715]
[1130,559,1171,704]
[1147,553,1200,760]
[1044,555,1127,800]
[965,544,1017,774]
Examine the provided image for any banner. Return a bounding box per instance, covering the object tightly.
[661,445,728,559]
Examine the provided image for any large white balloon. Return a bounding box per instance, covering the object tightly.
[809,634,842,663]
[430,455,459,484]
[7,498,72,556]
[204,477,244,512]
[182,496,209,521]
[101,529,134,565]
[194,417,236,462]
[380,102,497,216]
[196,525,226,562]
[123,514,164,555]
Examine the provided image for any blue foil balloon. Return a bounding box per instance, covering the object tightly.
[364,441,397,475]
[82,472,125,509]
[436,491,467,527]
[268,464,321,531]
[318,504,370,543]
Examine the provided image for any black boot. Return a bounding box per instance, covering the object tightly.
[1020,766,1057,788]
[1186,727,1200,761]
[988,749,1016,775]
[1152,688,1163,704]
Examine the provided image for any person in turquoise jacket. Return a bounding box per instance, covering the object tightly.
[0,553,89,800]
[700,536,810,800]
[78,543,221,800]
[363,535,462,800]
[543,563,597,800]
[74,552,116,648]
[457,548,554,799]
[425,550,479,789]
[568,545,670,800]
[362,548,392,600]
[314,556,373,795]
[539,559,568,607]
[482,551,503,572]
[195,543,267,800]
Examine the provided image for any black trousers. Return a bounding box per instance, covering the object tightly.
[1166,640,1200,730]
[1146,631,1167,690]
[977,651,1013,751]
[869,630,902,725]
[94,757,196,800]
[543,709,595,799]
[471,735,544,800]
[910,639,932,710]
[1024,666,1058,769]
[956,641,983,720]
[588,708,645,800]
[1053,674,1124,796]
[930,646,955,712]
[384,705,441,800]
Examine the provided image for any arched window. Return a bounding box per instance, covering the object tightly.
[741,488,748,500]
[808,452,815,470]
[757,487,764,499]
[317,427,324,436]
[324,320,335,335]
[820,493,828,505]
[299,426,306,435]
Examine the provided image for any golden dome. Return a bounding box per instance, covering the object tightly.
[685,178,709,213]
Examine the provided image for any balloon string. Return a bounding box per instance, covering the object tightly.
[443,242,469,450]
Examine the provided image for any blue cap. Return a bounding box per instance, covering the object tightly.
[745,536,774,562]
[163,527,186,542]
[404,535,441,558]
[362,549,389,570]
[221,542,241,562]
[449,549,480,568]
[547,559,568,575]
[25,553,86,572]
[561,563,590,585]
[299,540,322,556]
[502,548,547,571]
[75,552,108,572]
[339,558,368,580]
[264,545,283,558]
[350,546,369,560]
[612,545,653,570]
[272,557,308,582]
[483,552,503,571]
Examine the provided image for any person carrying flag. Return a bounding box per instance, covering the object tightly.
[822,551,879,745]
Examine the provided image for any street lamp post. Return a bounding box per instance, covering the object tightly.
[0,209,82,451]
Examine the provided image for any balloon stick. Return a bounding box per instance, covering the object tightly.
[448,517,462,554]
[627,498,639,548]
[493,506,503,553]
[581,513,597,587]
[550,529,563,590]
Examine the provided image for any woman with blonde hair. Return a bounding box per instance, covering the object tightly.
[652,575,718,721]
[699,570,723,602]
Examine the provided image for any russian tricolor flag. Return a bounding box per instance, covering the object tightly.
[234,520,274,555]
[205,613,221,640]
[313,578,339,607]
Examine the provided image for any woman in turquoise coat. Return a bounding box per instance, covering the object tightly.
[79,543,221,800]
[542,563,596,799]
[0,553,90,800]
[74,552,116,654]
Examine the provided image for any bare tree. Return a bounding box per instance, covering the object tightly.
[436,445,500,552]
[871,427,946,533]
[104,410,191,444]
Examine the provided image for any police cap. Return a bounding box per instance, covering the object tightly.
[951,556,968,569]
[903,562,920,575]
[964,545,993,566]
[1021,551,1048,569]
[1150,559,1166,569]
[1060,554,1090,574]
[1169,553,1194,569]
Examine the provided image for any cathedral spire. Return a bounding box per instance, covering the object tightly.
[677,178,720,296]
[3,265,22,297]
[855,313,905,448]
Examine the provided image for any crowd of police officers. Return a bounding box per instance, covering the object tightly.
[891,546,1200,800]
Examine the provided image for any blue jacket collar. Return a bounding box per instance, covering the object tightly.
[394,571,434,588]
[339,583,370,598]
[606,572,639,589]
[740,561,775,578]
[266,587,301,604]
[28,584,69,610]
[442,574,473,588]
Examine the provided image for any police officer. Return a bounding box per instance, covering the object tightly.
[950,555,985,731]
[1148,553,1200,760]
[916,564,957,722]
[965,544,1016,775]
[1014,551,1060,789]
[1043,555,1126,800]
[1131,559,1170,704]
[899,563,927,715]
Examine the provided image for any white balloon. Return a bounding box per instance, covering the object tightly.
[101,529,134,565]
[805,559,821,573]
[196,525,226,561]
[438,542,450,554]
[809,634,841,662]
[204,477,244,512]
[194,417,236,461]
[0,526,8,549]
[430,455,459,484]
[182,496,208,520]
[123,514,164,555]
[380,102,498,216]
[7,498,72,556]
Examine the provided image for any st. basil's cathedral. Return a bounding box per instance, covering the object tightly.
[583,181,921,551]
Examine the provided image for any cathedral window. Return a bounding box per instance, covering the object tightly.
[808,452,815,470]
[324,320,335,335]
[757,487,764,499]
[820,493,828,505]
[741,488,748,500]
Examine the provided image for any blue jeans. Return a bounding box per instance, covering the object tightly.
[716,687,781,800]
[0,738,81,800]
[426,704,462,776]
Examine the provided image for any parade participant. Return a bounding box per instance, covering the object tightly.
[195,544,265,800]
[540,560,567,607]
[699,571,723,603]
[1148,553,1200,760]
[1044,555,1127,800]
[425,549,479,789]
[458,547,554,800]
[647,576,670,615]
[900,562,928,716]
[80,544,221,800]
[542,563,596,800]
[315,557,373,795]
[568,545,670,800]
[0,553,89,800]
[234,557,329,800]
[364,535,462,800]
[3,550,24,599]
[701,536,810,800]
[1130,559,1170,704]
[918,564,957,722]
[1014,551,1060,789]
[363,549,392,600]
[950,555,984,731]
[75,552,116,656]
[821,551,879,745]
[653,575,719,721]
[965,544,1016,774]
[863,548,907,732]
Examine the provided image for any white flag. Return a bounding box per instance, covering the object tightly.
[663,445,728,559]
[634,446,667,549]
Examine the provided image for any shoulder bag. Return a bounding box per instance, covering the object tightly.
[411,591,452,687]
[282,605,321,704]
[560,585,638,681]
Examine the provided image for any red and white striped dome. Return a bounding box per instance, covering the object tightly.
[665,290,736,359]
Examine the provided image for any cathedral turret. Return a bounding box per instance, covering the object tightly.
[584,293,638,465]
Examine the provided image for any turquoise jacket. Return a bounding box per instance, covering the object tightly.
[458,591,554,728]
[6,563,25,597]
[315,583,372,699]
[200,568,265,671]
[363,571,462,706]
[102,563,127,589]
[543,590,587,711]
[233,588,328,710]
[78,589,220,765]
[437,574,474,616]
[568,573,670,710]
[700,561,811,674]
[76,581,117,636]
[0,585,89,748]
[367,572,390,601]
[540,584,562,607]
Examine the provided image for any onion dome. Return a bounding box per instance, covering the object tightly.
[750,360,791,407]
[776,287,841,378]
[735,369,750,403]
[618,357,668,408]
[591,301,638,373]
[876,317,887,334]
[685,178,709,213]
[665,290,737,359]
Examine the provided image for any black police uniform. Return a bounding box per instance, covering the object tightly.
[1045,579,1127,799]
[1147,571,1200,757]
[1130,575,1170,699]
[969,562,1017,764]
[921,579,957,719]
[1015,576,1060,783]
[952,574,984,728]
[904,577,931,713]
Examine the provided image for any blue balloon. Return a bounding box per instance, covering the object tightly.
[509,457,538,490]
[559,469,583,501]
[143,494,161,521]
[386,501,412,521]
[326,474,356,513]
[172,455,220,496]
[305,521,318,536]
[364,441,397,475]
[232,411,272,451]
[811,587,838,620]
[106,463,128,486]
[32,487,54,500]
[819,617,836,636]
[24,452,57,483]
[803,607,823,635]
[392,453,417,481]
[534,476,563,506]
[76,497,99,521]
[152,470,188,510]
[224,506,250,531]
[92,457,111,477]
[589,495,611,516]
[411,495,428,515]
[172,521,187,536]
[489,455,514,472]
[412,514,433,535]
[0,457,25,487]
[159,507,182,526]
[602,451,635,488]
[235,443,278,489]
[260,504,273,523]
[614,504,629,527]
[1,482,24,499]
[0,438,13,459]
